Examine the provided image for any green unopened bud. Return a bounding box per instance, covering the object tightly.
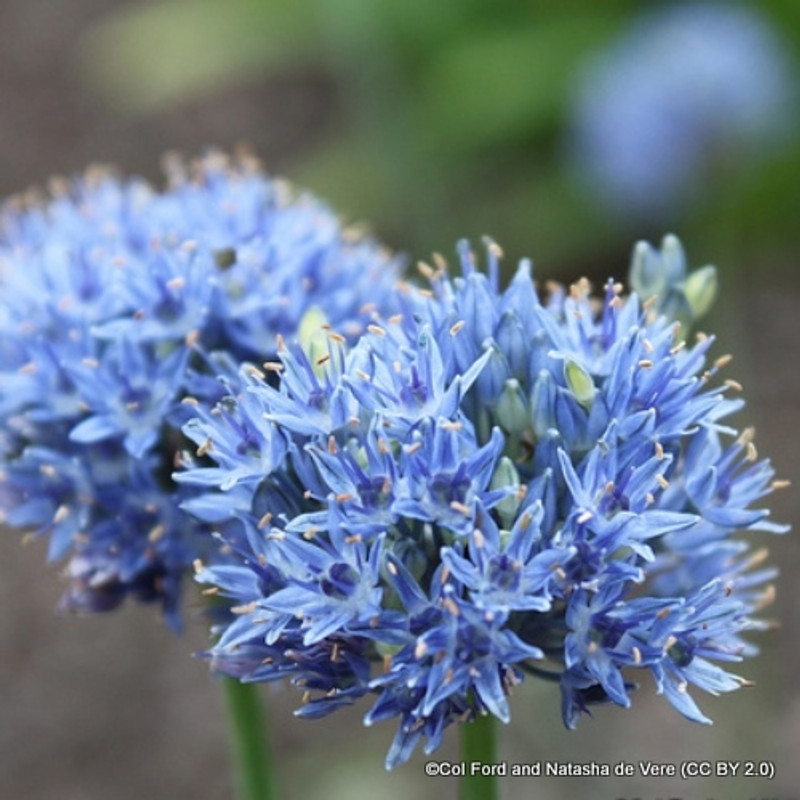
[629,234,687,302]
[659,234,687,285]
[298,306,330,376]
[684,265,717,320]
[352,444,369,470]
[630,241,667,298]
[494,378,529,436]
[563,359,596,411]
[491,456,521,528]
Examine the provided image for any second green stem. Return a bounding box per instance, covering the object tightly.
[221,677,277,800]
[459,713,500,800]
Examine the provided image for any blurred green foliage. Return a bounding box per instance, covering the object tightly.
[80,0,800,274]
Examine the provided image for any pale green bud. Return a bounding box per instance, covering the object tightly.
[563,358,596,411]
[659,233,688,285]
[630,240,667,298]
[491,456,521,529]
[494,378,530,436]
[629,234,687,301]
[298,305,330,376]
[684,265,718,320]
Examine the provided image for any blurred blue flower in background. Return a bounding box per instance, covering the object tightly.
[570,2,797,218]
[0,151,400,628]
[183,237,786,766]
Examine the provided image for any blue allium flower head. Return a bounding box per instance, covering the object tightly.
[0,151,401,628]
[181,235,787,765]
[569,2,797,217]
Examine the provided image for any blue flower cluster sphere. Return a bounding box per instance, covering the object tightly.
[570,2,796,216]
[180,236,786,766]
[0,151,401,628]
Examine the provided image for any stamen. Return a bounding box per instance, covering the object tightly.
[450,320,466,336]
[442,598,459,616]
[417,261,435,279]
[257,512,273,530]
[714,354,733,369]
[147,524,165,543]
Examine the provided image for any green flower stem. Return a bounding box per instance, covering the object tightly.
[459,714,500,800]
[221,678,277,800]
